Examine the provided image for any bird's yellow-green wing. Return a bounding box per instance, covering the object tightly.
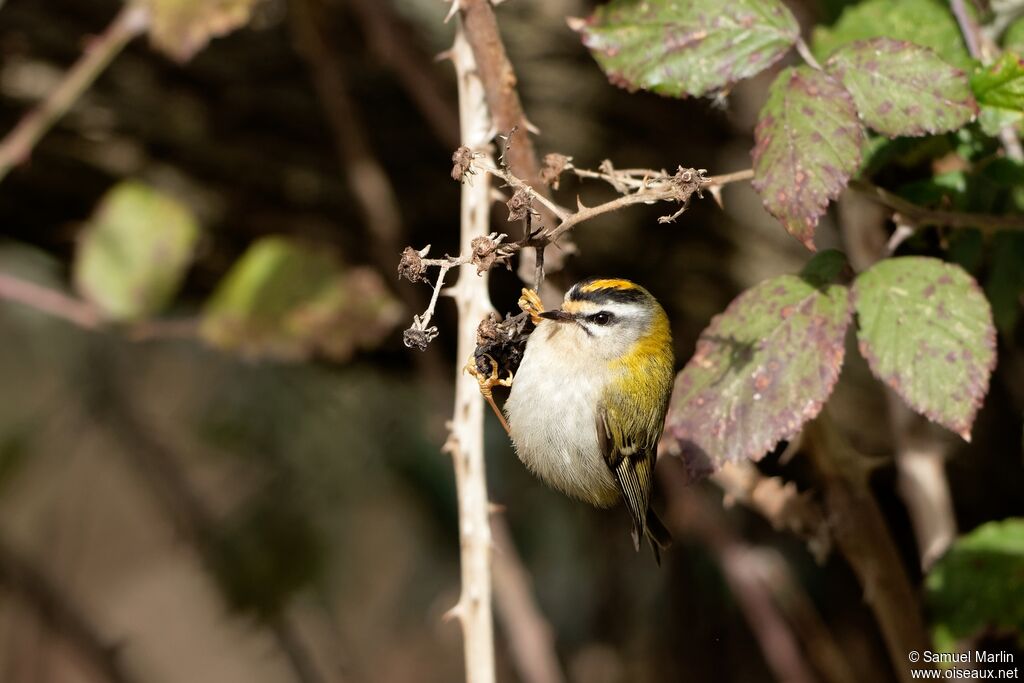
[597,389,672,563]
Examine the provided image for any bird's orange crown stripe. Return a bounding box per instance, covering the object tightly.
[579,278,638,293]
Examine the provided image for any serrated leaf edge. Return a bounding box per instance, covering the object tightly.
[851,258,997,441]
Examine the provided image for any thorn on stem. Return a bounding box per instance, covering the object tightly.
[443,602,465,622]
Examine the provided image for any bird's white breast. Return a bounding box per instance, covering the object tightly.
[504,321,621,507]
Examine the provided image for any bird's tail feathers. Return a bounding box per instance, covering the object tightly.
[644,508,672,566]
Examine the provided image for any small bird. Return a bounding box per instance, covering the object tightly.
[504,278,674,563]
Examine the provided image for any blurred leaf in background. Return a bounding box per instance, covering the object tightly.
[143,0,259,62]
[200,236,401,361]
[73,180,200,321]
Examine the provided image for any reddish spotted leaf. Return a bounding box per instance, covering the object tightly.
[827,38,977,137]
[752,67,863,250]
[664,251,852,471]
[572,0,799,98]
[852,257,996,441]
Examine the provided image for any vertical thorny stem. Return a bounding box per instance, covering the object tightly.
[444,24,497,683]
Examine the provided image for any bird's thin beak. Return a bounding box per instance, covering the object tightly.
[538,309,574,322]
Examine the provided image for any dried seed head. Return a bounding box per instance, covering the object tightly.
[506,187,533,222]
[539,153,571,189]
[475,312,503,347]
[470,234,508,274]
[671,166,708,202]
[657,168,709,224]
[403,325,438,351]
[398,246,426,282]
[451,146,475,182]
[472,311,534,379]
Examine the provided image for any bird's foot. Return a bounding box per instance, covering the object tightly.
[466,354,513,436]
[466,354,514,399]
[518,288,545,325]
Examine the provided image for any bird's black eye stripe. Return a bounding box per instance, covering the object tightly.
[589,311,614,325]
[570,288,645,305]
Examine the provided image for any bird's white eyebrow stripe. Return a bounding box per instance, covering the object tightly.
[575,301,641,318]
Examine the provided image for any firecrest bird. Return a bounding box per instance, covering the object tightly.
[503,278,674,563]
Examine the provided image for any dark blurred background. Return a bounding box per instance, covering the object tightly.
[0,0,1021,682]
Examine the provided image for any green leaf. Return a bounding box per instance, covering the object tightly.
[972,53,1024,108]
[811,0,972,70]
[664,251,852,469]
[142,0,258,62]
[926,518,1024,650]
[73,180,199,321]
[986,232,1024,335]
[971,53,1024,136]
[572,0,799,98]
[200,237,401,361]
[852,257,996,440]
[751,67,863,250]
[826,38,977,137]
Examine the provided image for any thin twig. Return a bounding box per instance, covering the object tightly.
[705,168,755,186]
[0,272,101,329]
[546,191,673,240]
[410,250,471,336]
[950,0,986,60]
[0,270,201,341]
[850,179,1024,232]
[479,163,570,221]
[0,5,150,183]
